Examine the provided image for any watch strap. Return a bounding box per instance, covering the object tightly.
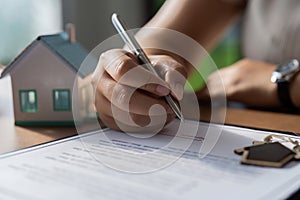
[278,81,295,108]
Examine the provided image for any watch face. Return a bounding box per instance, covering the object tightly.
[276,59,299,76]
[277,65,291,73]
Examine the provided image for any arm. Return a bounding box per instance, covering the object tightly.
[291,73,300,109]
[198,59,300,110]
[137,0,245,74]
[144,0,244,50]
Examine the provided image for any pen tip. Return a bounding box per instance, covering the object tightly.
[179,116,184,122]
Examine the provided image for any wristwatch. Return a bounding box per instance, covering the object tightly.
[271,59,300,108]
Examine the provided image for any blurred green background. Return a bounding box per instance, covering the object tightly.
[0,0,241,90]
[152,0,241,90]
[186,24,241,91]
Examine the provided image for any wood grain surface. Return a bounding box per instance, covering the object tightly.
[0,73,299,155]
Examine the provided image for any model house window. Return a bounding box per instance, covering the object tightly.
[19,90,38,112]
[53,89,71,111]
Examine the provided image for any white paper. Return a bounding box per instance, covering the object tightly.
[0,120,300,200]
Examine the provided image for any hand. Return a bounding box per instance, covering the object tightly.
[92,49,187,132]
[197,59,280,107]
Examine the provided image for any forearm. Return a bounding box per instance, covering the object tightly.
[290,73,300,109]
[145,0,244,49]
[136,0,245,75]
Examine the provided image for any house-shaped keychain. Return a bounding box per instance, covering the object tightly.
[0,24,96,126]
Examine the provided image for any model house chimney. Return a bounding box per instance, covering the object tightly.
[66,23,76,43]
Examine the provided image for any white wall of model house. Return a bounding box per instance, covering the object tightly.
[10,41,80,123]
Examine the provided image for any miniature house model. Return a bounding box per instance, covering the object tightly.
[0,25,95,126]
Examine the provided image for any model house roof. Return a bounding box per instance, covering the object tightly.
[1,31,96,78]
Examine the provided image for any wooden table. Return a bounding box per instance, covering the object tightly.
[1,74,300,154]
[0,76,77,154]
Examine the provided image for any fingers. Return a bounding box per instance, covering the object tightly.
[150,55,187,100]
[95,75,175,131]
[93,49,188,132]
[99,49,170,97]
[99,112,174,133]
[96,50,188,99]
[98,72,174,116]
[96,93,175,131]
[165,68,186,100]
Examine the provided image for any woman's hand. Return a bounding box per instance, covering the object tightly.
[92,49,187,132]
[198,59,280,107]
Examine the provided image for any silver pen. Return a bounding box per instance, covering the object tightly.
[111,13,183,121]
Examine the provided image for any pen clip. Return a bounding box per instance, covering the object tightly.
[112,13,140,54]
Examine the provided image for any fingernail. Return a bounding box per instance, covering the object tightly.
[174,83,184,100]
[156,85,169,96]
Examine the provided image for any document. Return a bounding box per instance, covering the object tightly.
[0,120,300,199]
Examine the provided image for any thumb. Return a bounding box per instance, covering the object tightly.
[165,68,186,100]
[150,55,187,100]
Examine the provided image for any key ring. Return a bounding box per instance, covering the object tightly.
[264,134,299,146]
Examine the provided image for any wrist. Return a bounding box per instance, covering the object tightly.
[290,73,300,109]
[271,59,300,109]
